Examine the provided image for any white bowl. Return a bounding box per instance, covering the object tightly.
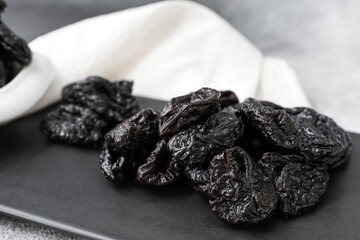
[0,53,55,125]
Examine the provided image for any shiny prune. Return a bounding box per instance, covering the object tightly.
[207,147,277,224]
[0,2,32,87]
[136,139,182,186]
[286,107,352,168]
[240,98,299,151]
[40,104,108,148]
[275,162,329,215]
[168,107,243,166]
[100,109,159,184]
[219,90,239,108]
[259,152,329,215]
[62,76,140,124]
[158,88,221,136]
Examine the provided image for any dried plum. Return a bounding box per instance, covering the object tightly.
[90,87,351,225]
[0,23,31,65]
[100,109,159,184]
[40,104,108,148]
[207,147,277,224]
[158,88,221,136]
[275,162,329,215]
[258,152,304,179]
[219,90,239,108]
[0,2,32,87]
[286,107,352,168]
[62,76,140,124]
[259,152,329,215]
[240,98,299,151]
[136,139,182,186]
[168,107,243,166]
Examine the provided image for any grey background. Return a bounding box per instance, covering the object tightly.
[1,0,359,239]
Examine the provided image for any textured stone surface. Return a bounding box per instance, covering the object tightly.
[1,0,359,239]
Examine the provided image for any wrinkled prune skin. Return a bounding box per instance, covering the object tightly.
[158,88,221,136]
[62,76,140,124]
[136,139,182,186]
[241,98,299,151]
[275,162,329,215]
[0,3,32,87]
[183,165,211,196]
[168,107,243,166]
[100,109,159,184]
[286,107,352,168]
[206,147,277,224]
[258,152,305,179]
[40,104,108,147]
[259,152,329,215]
[241,99,351,168]
[0,23,31,65]
[219,90,239,108]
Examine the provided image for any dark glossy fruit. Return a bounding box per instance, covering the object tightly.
[276,162,329,215]
[207,147,277,224]
[42,76,142,148]
[241,99,352,169]
[136,139,182,186]
[240,98,299,151]
[158,88,221,136]
[168,107,243,166]
[219,90,239,108]
[62,76,140,124]
[286,107,352,168]
[92,88,352,225]
[100,109,159,184]
[0,2,32,87]
[40,104,108,148]
[259,152,329,215]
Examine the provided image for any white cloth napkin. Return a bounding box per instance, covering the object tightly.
[28,0,309,115]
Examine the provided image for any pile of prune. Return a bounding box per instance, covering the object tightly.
[0,0,32,88]
[41,76,140,148]
[100,88,352,224]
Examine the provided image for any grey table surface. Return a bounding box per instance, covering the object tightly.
[1,0,359,239]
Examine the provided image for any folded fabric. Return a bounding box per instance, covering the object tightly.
[27,0,309,119]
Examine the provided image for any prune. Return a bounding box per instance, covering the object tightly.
[259,152,329,215]
[0,2,32,87]
[40,104,108,148]
[241,99,351,168]
[136,139,182,186]
[207,147,277,224]
[183,165,211,196]
[275,162,329,215]
[62,76,140,124]
[0,23,31,65]
[158,88,221,136]
[258,152,304,179]
[100,109,159,183]
[219,90,239,108]
[286,107,352,168]
[240,98,299,151]
[168,107,243,166]
[184,165,208,185]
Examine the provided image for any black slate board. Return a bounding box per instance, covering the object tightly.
[0,97,359,240]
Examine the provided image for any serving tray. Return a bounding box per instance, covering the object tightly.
[0,97,359,240]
